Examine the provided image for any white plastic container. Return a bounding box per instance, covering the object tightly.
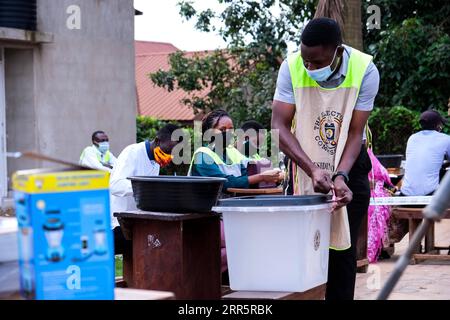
[214,195,331,292]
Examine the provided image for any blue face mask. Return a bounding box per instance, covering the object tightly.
[97,142,109,154]
[305,48,339,82]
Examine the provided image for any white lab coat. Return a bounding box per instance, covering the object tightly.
[79,145,117,172]
[109,141,160,228]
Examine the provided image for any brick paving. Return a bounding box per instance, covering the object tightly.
[355,220,450,300]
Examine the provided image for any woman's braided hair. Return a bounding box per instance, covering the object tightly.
[201,109,231,135]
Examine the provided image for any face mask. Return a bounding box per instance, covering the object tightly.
[153,146,173,167]
[305,47,339,82]
[97,142,109,154]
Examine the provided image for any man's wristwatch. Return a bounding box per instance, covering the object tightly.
[332,171,349,184]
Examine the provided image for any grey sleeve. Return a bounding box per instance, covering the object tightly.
[354,62,380,111]
[446,136,450,158]
[273,59,296,105]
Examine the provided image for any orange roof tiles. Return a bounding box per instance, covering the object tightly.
[135,41,211,121]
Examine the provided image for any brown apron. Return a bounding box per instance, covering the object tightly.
[288,48,372,250]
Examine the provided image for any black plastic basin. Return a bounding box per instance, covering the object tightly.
[375,154,403,168]
[128,176,227,213]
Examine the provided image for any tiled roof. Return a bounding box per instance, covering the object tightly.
[135,41,211,121]
[135,40,178,55]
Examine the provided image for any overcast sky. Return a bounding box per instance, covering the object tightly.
[134,0,227,51]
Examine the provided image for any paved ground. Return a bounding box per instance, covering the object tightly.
[355,219,450,300]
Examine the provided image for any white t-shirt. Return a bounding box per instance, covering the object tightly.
[401,130,450,196]
[79,145,117,172]
[109,141,160,228]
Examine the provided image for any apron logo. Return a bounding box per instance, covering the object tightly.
[314,111,343,155]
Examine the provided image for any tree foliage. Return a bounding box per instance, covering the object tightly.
[151,0,317,128]
[368,106,421,154]
[150,0,450,154]
[363,0,450,112]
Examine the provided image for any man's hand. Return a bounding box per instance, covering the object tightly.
[311,167,333,193]
[333,176,353,208]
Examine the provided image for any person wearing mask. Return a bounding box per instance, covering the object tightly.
[79,131,117,172]
[109,124,180,253]
[271,18,379,300]
[188,110,283,283]
[401,110,450,196]
[240,120,266,160]
[188,110,283,190]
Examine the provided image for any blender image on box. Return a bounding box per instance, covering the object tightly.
[43,217,64,262]
[13,168,115,300]
[94,220,107,255]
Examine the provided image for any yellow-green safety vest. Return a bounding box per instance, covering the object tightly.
[80,147,112,164]
[188,146,247,177]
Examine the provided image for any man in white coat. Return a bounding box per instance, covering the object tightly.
[110,124,180,253]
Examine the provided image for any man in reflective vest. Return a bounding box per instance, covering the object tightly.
[272,18,379,300]
[79,130,117,172]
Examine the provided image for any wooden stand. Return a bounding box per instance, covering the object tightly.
[227,187,283,196]
[391,207,450,264]
[115,211,222,300]
[0,288,175,300]
[222,284,326,300]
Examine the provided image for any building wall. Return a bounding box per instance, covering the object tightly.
[4,48,39,180]
[32,0,136,165]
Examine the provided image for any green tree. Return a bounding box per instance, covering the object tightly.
[362,0,450,112]
[149,0,450,154]
[150,0,317,128]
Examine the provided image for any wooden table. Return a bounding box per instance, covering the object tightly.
[391,207,450,264]
[114,210,222,300]
[222,284,326,300]
[227,187,283,196]
[0,288,175,300]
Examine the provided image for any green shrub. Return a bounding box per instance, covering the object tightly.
[369,106,421,155]
[136,116,173,143]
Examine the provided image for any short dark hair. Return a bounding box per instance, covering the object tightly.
[156,124,180,142]
[92,130,105,142]
[241,120,264,132]
[202,109,231,134]
[301,18,342,48]
[419,110,447,130]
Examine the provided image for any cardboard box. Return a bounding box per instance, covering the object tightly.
[12,168,114,300]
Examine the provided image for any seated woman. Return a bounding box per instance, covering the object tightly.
[188,109,282,190]
[240,120,266,160]
[188,110,282,282]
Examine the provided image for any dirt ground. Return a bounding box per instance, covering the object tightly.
[355,219,450,300]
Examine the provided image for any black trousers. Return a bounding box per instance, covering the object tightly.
[325,145,372,300]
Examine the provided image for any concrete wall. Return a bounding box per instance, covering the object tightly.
[32,0,136,165]
[4,48,39,180]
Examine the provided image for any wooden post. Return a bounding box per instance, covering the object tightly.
[409,218,422,264]
[424,221,435,254]
[356,214,369,273]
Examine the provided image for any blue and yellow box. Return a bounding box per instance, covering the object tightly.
[12,168,114,300]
